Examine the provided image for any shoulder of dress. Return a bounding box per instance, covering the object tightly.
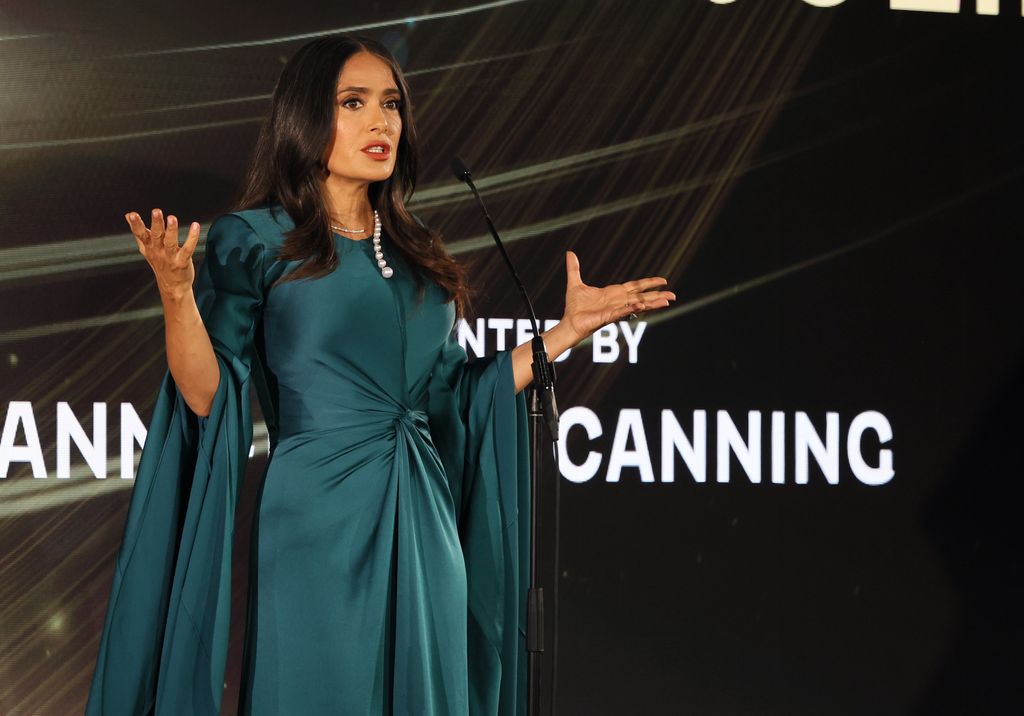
[205,207,293,277]
[218,206,293,251]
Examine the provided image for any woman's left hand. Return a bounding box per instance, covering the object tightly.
[560,250,676,345]
[510,250,677,393]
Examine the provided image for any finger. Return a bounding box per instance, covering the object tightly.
[620,302,644,321]
[151,208,165,239]
[125,212,149,243]
[625,303,648,318]
[627,297,671,314]
[614,285,674,311]
[182,221,202,256]
[566,250,583,287]
[164,214,180,248]
[636,289,677,303]
[623,276,668,294]
[131,231,147,255]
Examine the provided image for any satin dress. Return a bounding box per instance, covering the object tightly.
[86,207,530,715]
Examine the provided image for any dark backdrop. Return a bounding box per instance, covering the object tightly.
[1,1,1022,714]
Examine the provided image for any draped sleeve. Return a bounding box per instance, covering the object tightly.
[427,335,531,716]
[86,214,268,716]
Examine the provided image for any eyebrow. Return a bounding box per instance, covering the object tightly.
[336,86,401,95]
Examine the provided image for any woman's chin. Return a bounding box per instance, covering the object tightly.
[327,167,396,185]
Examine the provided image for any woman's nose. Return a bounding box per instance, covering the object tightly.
[369,106,391,133]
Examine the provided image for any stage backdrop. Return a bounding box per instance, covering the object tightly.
[2,1,1022,714]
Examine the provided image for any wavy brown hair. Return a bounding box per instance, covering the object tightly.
[235,35,471,317]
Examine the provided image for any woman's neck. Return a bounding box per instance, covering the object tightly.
[323,179,374,230]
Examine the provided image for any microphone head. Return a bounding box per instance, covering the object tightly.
[449,156,472,183]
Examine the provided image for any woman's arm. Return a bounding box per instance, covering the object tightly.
[510,250,675,393]
[159,291,219,417]
[128,209,219,417]
[510,320,579,394]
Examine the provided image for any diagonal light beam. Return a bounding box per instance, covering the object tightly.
[117,0,528,58]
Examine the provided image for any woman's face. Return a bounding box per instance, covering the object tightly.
[324,51,403,189]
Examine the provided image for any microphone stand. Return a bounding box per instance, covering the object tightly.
[451,157,559,716]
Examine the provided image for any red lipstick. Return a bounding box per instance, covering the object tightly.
[361,142,391,160]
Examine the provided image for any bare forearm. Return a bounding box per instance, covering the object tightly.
[511,320,581,394]
[161,290,219,417]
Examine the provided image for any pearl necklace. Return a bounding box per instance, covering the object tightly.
[369,210,393,279]
[330,210,392,278]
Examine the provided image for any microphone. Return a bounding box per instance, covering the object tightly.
[449,156,472,183]
[449,156,559,441]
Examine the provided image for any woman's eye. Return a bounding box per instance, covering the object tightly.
[383,99,401,110]
[341,98,363,109]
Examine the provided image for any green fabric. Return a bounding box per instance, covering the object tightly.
[86,207,530,715]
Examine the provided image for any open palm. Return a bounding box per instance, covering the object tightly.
[561,250,676,342]
[127,208,202,301]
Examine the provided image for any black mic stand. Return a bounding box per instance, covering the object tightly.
[451,157,560,716]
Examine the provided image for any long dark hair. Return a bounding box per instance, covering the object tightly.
[235,35,471,317]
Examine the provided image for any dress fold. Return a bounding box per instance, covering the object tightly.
[87,348,253,716]
[428,347,531,716]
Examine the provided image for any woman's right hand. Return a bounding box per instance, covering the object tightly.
[127,208,201,302]
[126,208,219,416]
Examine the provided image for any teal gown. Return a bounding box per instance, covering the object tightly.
[86,207,530,715]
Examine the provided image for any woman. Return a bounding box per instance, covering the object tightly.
[87,35,674,715]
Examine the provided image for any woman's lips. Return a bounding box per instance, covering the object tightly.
[362,146,391,161]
